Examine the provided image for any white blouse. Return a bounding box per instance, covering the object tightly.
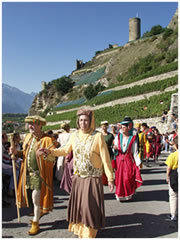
[114,135,141,166]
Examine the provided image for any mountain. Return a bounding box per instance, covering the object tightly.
[2,83,35,114]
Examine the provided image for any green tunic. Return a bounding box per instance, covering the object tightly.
[26,137,41,190]
[104,133,114,160]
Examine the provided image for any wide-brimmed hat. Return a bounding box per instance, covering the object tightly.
[100,120,108,126]
[120,116,133,125]
[60,122,70,130]
[25,115,46,126]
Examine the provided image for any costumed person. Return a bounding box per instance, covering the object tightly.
[154,128,162,164]
[141,123,151,166]
[165,136,178,222]
[134,123,149,168]
[111,124,117,138]
[55,122,71,182]
[10,116,56,235]
[100,121,114,185]
[39,109,114,238]
[113,117,143,201]
[2,132,20,200]
[60,151,73,194]
[59,123,73,194]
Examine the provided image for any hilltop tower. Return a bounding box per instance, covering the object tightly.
[129,17,141,41]
[76,59,84,70]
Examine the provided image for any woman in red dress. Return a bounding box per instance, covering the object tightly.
[113,118,143,201]
[154,128,162,163]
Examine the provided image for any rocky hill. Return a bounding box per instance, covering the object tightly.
[29,9,178,116]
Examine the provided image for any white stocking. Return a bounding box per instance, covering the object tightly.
[32,189,41,222]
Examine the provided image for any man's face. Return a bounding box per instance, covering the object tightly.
[28,122,41,135]
[101,124,108,131]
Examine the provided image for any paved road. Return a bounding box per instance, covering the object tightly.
[2,152,178,238]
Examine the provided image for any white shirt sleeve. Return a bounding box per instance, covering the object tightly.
[131,140,141,166]
[114,135,118,147]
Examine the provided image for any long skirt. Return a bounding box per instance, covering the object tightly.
[60,157,73,194]
[67,175,105,238]
[115,157,143,201]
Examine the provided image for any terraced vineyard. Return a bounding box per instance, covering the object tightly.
[43,68,178,131]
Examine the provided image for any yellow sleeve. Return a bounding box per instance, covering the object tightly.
[41,136,56,162]
[144,134,150,153]
[165,151,178,169]
[98,133,114,182]
[50,134,73,157]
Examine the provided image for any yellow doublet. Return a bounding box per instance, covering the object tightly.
[165,150,178,170]
[51,129,113,182]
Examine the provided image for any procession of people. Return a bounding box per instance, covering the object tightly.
[2,110,178,238]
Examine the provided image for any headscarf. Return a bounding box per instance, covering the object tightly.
[76,109,95,132]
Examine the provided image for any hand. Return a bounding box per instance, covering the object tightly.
[37,148,51,157]
[108,181,114,192]
[113,145,118,150]
[9,147,17,156]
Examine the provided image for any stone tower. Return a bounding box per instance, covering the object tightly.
[129,17,141,41]
[76,59,84,70]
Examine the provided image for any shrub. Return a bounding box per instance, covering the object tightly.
[52,76,74,95]
[163,28,174,40]
[84,84,98,100]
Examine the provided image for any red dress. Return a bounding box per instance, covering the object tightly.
[114,134,143,201]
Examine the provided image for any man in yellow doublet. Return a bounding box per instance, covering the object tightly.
[11,115,55,235]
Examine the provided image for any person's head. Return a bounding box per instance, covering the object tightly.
[13,132,21,143]
[117,123,122,131]
[151,126,156,133]
[52,133,58,141]
[172,136,178,150]
[60,122,70,132]
[76,109,94,132]
[111,124,117,132]
[4,141,11,151]
[154,128,159,135]
[121,123,129,135]
[46,130,54,137]
[120,116,133,132]
[141,123,149,130]
[25,115,46,136]
[100,121,109,132]
[135,123,141,132]
[2,132,8,145]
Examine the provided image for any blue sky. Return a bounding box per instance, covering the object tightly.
[2,1,178,94]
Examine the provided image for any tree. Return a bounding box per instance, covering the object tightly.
[84,84,98,100]
[151,25,164,35]
[53,76,74,95]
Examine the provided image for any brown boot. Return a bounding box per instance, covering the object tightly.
[28,221,40,235]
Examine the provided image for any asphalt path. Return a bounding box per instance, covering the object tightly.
[2,151,178,238]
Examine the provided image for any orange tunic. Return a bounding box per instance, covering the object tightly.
[16,133,55,213]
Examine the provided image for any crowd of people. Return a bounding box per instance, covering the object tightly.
[2,110,178,238]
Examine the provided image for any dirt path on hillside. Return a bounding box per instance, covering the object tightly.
[102,70,178,92]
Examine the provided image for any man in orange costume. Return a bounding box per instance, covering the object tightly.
[11,115,55,235]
